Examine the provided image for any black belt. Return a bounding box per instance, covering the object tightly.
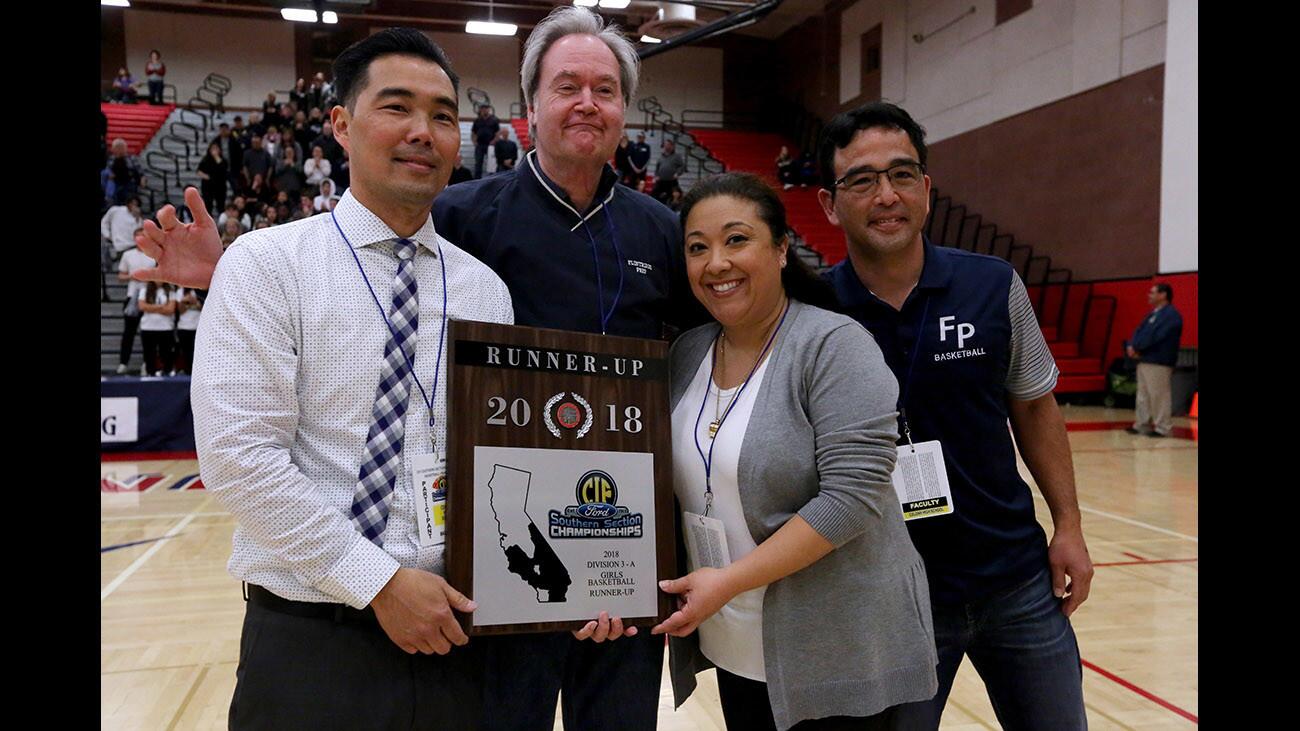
[244,583,379,625]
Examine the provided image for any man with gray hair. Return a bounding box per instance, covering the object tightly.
[433,5,703,729]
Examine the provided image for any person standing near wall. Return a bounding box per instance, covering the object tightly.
[144,50,166,105]
[1125,282,1183,437]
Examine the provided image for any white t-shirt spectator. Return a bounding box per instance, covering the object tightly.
[101,205,141,253]
[118,248,156,303]
[304,157,332,186]
[175,289,202,331]
[139,288,175,332]
[218,211,252,232]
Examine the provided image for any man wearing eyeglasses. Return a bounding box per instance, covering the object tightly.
[816,102,1093,730]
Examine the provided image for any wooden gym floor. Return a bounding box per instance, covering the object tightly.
[101,405,1197,730]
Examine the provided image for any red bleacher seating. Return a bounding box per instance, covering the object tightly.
[689,130,847,264]
[510,118,530,151]
[102,102,175,156]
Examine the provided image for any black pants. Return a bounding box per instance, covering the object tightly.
[474,142,490,179]
[148,80,164,105]
[651,177,679,203]
[141,330,174,374]
[230,597,484,730]
[479,630,664,730]
[716,667,912,731]
[119,313,141,366]
[202,182,227,217]
[176,329,196,374]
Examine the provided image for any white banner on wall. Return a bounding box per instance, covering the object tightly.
[101,397,139,443]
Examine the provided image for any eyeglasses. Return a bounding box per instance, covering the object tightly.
[831,162,925,196]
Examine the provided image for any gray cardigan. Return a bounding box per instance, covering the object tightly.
[667,300,939,730]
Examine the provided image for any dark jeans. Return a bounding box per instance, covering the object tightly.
[229,597,484,730]
[176,329,196,374]
[716,668,912,731]
[148,80,164,105]
[119,313,141,366]
[140,330,174,375]
[479,630,664,730]
[891,567,1087,730]
[651,178,679,203]
[474,142,490,179]
[202,182,226,217]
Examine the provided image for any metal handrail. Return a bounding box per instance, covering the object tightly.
[170,121,200,144]
[159,134,192,161]
[681,109,761,130]
[466,87,491,112]
[205,72,232,94]
[196,86,224,114]
[179,106,209,132]
[509,101,524,119]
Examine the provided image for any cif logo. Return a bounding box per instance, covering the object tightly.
[543,391,593,439]
[574,470,619,518]
[939,315,975,349]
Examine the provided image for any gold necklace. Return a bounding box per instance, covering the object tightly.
[708,334,742,439]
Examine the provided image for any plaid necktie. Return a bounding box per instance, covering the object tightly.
[349,238,419,544]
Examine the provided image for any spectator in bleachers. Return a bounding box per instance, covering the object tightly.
[652,138,686,203]
[628,131,651,190]
[281,127,305,167]
[138,281,177,376]
[292,109,310,140]
[243,172,274,208]
[263,126,281,160]
[306,106,325,139]
[248,111,268,137]
[273,146,305,199]
[110,67,139,103]
[276,102,296,130]
[303,145,332,190]
[666,186,684,212]
[261,92,279,120]
[615,133,633,185]
[242,134,273,184]
[290,77,309,110]
[494,128,518,172]
[116,233,155,375]
[776,145,795,190]
[101,196,142,260]
[796,149,816,187]
[217,202,250,233]
[259,203,280,227]
[198,142,229,215]
[107,138,143,205]
[471,104,500,179]
[448,156,473,186]
[144,50,167,105]
[212,123,244,184]
[313,178,340,212]
[308,71,331,110]
[221,216,243,249]
[330,147,350,192]
[174,287,203,375]
[310,120,344,168]
[253,219,271,231]
[292,194,316,221]
[231,115,250,148]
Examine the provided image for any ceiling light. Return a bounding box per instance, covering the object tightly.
[101,0,130,6]
[640,35,661,43]
[466,21,518,36]
[321,11,338,24]
[574,0,599,7]
[599,0,631,8]
[281,8,318,23]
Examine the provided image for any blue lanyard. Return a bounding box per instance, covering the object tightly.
[331,210,448,453]
[896,296,930,450]
[579,206,625,335]
[692,300,790,516]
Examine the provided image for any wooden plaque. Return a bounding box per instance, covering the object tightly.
[446,320,675,635]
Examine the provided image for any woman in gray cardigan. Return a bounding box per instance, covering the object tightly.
[652,173,938,730]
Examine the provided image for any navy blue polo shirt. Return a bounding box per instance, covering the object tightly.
[1130,305,1183,366]
[432,150,705,338]
[827,243,1050,604]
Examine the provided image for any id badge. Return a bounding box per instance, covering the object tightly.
[682,511,731,570]
[411,452,447,547]
[890,440,955,521]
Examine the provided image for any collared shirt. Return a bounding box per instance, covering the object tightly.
[101,205,140,253]
[827,242,1059,603]
[192,190,514,608]
[1130,303,1183,366]
[433,149,705,339]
